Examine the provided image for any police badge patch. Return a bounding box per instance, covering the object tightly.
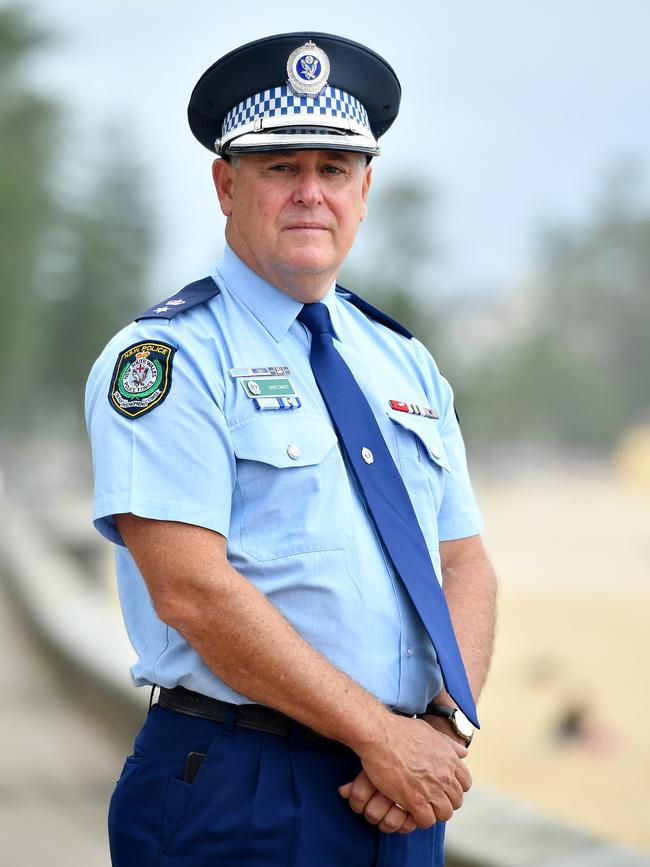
[286,40,330,96]
[109,341,176,418]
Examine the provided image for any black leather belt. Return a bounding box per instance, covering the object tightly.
[157,686,352,752]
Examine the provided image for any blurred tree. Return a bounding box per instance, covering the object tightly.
[0,5,59,427]
[43,137,154,431]
[0,5,153,437]
[457,161,650,455]
[339,177,445,350]
[535,162,650,446]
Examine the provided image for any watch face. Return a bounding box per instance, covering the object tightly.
[454,710,474,739]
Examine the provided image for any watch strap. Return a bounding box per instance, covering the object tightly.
[422,703,474,747]
[424,702,455,718]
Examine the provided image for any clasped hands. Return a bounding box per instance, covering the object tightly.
[338,715,472,835]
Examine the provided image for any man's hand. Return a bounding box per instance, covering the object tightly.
[339,771,418,834]
[343,715,472,830]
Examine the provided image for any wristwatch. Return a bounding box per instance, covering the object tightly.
[423,703,474,747]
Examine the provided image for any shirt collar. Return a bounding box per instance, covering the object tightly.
[212,245,340,342]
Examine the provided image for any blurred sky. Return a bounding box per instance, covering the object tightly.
[20,0,650,297]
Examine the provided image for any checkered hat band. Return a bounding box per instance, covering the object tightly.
[223,85,371,135]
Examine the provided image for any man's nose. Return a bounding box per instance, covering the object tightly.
[292,171,324,207]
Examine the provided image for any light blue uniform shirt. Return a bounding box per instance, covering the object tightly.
[85,245,483,715]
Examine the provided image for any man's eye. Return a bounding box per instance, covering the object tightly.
[268,164,293,173]
[323,165,344,175]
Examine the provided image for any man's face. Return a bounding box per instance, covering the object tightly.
[213,149,372,301]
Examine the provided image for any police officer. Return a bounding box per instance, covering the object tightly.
[86,31,497,867]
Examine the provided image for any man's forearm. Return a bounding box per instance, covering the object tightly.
[435,535,498,706]
[164,554,388,751]
[116,515,388,754]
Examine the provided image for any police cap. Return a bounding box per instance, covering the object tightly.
[188,32,401,158]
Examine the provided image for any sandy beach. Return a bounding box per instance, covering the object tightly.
[468,468,650,852]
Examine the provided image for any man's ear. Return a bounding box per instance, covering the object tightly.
[212,158,235,217]
[360,163,372,223]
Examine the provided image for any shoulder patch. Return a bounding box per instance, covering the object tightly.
[136,277,221,321]
[109,341,176,419]
[335,285,413,339]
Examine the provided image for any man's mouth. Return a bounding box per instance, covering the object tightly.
[285,223,329,231]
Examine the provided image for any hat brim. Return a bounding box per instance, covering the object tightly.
[223,132,380,157]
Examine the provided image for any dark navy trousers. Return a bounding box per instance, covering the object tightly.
[108,704,445,867]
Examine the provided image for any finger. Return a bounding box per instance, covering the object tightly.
[449,739,468,758]
[338,782,353,798]
[446,780,464,811]
[408,802,436,829]
[455,762,473,793]
[430,794,455,823]
[378,804,413,834]
[397,815,418,834]
[363,791,394,826]
[347,772,378,815]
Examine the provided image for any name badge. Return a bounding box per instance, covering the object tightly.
[242,377,296,398]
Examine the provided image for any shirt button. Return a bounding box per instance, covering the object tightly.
[431,449,441,459]
[361,447,374,464]
[406,646,413,657]
[287,444,301,460]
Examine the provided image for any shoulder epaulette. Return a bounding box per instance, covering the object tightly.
[136,277,221,321]
[335,285,413,339]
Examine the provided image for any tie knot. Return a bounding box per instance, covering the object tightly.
[297,302,334,336]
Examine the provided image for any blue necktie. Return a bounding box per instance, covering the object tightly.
[297,302,478,728]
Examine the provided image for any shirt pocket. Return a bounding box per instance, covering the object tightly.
[388,412,450,551]
[230,414,353,561]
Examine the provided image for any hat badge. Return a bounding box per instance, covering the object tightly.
[287,40,330,96]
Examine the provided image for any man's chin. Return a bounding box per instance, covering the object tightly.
[276,248,337,277]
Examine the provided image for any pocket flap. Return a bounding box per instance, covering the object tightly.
[230,414,338,468]
[388,411,450,471]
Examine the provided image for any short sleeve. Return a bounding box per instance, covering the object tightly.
[413,340,483,541]
[85,318,235,546]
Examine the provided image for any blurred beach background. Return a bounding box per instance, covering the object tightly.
[1,1,648,864]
